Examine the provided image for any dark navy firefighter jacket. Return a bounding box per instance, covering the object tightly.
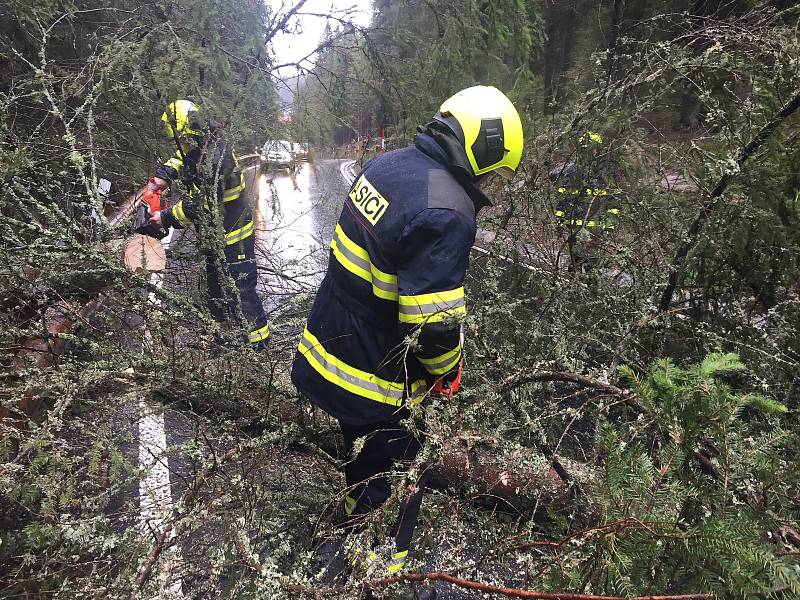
[291,133,489,425]
[156,128,252,251]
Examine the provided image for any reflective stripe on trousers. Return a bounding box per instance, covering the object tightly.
[224,220,254,245]
[248,322,270,343]
[223,172,245,202]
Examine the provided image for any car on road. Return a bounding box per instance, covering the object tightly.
[261,140,293,170]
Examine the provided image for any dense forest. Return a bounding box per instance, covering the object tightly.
[1,1,799,598]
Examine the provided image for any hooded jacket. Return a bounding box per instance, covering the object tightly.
[291,131,490,425]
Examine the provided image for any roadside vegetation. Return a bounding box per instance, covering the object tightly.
[1,1,798,598]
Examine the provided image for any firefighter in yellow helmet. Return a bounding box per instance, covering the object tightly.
[146,100,270,350]
[294,86,522,595]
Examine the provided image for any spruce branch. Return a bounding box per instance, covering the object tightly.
[366,571,714,599]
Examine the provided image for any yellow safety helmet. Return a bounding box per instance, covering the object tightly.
[161,99,203,140]
[434,86,523,180]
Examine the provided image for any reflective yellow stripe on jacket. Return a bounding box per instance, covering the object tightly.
[171,201,191,226]
[165,150,184,174]
[224,220,254,245]
[331,224,398,301]
[398,287,466,324]
[223,172,245,203]
[417,344,461,375]
[298,328,427,406]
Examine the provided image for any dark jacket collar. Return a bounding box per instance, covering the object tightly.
[414,129,493,212]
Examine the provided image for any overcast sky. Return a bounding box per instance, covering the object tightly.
[270,0,373,72]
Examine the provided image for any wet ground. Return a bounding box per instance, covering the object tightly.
[252,160,350,314]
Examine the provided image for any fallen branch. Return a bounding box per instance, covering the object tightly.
[497,370,643,410]
[370,571,714,600]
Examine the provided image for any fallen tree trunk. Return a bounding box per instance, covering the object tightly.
[2,186,165,424]
[151,376,589,517]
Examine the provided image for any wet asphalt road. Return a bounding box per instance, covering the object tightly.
[251,160,351,314]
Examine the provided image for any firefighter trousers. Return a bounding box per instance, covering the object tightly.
[339,417,427,553]
[204,234,270,349]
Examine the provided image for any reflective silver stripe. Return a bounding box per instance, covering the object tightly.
[248,323,270,343]
[387,550,408,574]
[225,221,254,245]
[420,350,461,374]
[298,336,404,402]
[397,297,465,317]
[223,189,242,202]
[223,173,245,202]
[332,228,398,295]
[408,381,428,402]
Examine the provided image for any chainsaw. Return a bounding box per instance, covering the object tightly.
[132,179,168,240]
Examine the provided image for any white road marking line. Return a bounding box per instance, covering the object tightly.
[337,159,536,271]
[138,227,184,597]
[339,159,357,184]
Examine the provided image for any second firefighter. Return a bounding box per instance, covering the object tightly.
[291,86,524,582]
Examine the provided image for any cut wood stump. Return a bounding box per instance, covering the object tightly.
[121,234,166,273]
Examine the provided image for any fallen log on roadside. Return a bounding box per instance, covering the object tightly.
[149,374,592,518]
[1,183,165,425]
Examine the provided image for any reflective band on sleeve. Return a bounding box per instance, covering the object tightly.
[165,151,184,173]
[298,328,427,406]
[344,495,356,516]
[417,344,461,375]
[398,288,466,324]
[331,224,398,301]
[224,220,255,245]
[248,323,271,343]
[387,550,408,574]
[223,172,245,202]
[171,201,191,226]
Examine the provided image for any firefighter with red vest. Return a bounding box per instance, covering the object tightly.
[291,86,524,592]
[146,100,270,350]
